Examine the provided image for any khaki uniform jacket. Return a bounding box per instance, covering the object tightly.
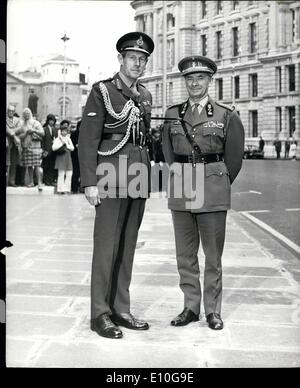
[78,73,152,198]
[162,97,245,213]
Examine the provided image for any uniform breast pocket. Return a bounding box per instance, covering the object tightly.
[202,127,224,153]
[170,126,190,154]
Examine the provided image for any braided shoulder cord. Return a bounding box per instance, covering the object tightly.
[98,82,139,156]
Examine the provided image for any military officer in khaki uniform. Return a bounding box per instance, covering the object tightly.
[162,56,244,330]
[78,32,154,339]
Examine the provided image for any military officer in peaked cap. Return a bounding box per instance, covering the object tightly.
[162,55,244,330]
[78,32,154,339]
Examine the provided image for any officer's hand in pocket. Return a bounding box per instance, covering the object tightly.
[84,186,101,207]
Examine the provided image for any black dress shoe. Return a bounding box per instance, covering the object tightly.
[91,313,123,339]
[206,313,223,330]
[111,312,149,330]
[171,308,199,326]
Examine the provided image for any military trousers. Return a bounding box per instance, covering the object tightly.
[171,210,227,317]
[91,197,146,319]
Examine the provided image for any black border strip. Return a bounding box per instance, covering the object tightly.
[0,0,7,370]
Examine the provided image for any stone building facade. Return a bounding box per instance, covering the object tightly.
[131,0,300,154]
[7,55,88,123]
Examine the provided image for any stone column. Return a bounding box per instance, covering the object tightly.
[295,8,300,41]
[278,6,286,49]
[145,13,152,35]
[136,15,142,32]
[174,2,180,70]
[145,13,153,73]
[153,9,158,74]
[269,1,278,53]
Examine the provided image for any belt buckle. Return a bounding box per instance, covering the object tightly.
[191,152,196,168]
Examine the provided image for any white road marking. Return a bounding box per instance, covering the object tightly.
[240,211,300,255]
[234,190,262,195]
[234,191,251,195]
[244,210,271,213]
[285,208,300,212]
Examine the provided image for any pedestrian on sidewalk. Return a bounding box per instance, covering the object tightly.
[273,136,282,159]
[259,136,265,153]
[78,32,154,339]
[52,120,74,194]
[41,113,58,186]
[149,125,166,192]
[18,107,44,190]
[6,105,22,187]
[290,140,297,161]
[70,119,81,193]
[162,55,245,331]
[284,137,291,159]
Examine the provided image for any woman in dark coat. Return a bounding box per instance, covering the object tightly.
[70,120,81,193]
[42,113,58,185]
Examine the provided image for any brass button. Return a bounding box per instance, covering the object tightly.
[213,132,216,135]
[192,135,195,138]
[219,172,223,175]
[193,128,196,132]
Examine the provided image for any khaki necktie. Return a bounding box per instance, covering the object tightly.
[193,103,201,123]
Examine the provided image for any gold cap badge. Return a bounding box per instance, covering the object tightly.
[137,36,144,47]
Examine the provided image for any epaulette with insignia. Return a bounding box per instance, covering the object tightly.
[92,77,113,88]
[166,102,182,111]
[215,101,235,112]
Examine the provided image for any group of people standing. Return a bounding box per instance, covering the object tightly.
[273,136,298,160]
[6,106,81,194]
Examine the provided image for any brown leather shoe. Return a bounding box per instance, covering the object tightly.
[91,313,123,339]
[171,308,199,326]
[111,312,149,330]
[206,313,223,330]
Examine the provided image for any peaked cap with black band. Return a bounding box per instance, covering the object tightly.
[178,55,217,76]
[116,31,154,57]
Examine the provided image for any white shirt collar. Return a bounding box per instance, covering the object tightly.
[189,95,209,110]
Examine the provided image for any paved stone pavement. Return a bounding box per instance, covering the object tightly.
[5,191,300,368]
